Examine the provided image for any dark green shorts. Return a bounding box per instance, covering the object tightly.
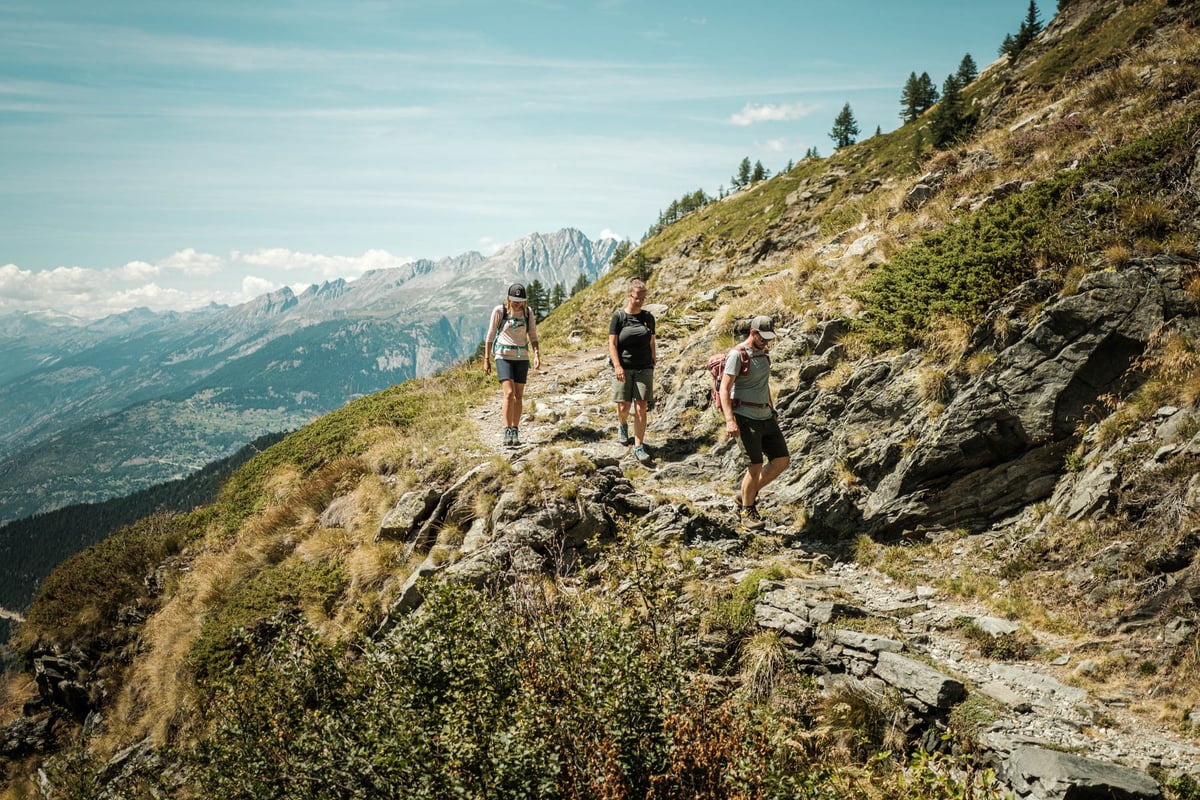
[611,368,654,405]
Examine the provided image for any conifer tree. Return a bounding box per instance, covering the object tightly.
[751,160,768,182]
[1015,1,1043,51]
[785,159,794,172]
[1000,32,1017,59]
[549,282,567,309]
[956,53,978,87]
[732,157,752,189]
[917,72,939,114]
[929,74,966,148]
[804,146,821,159]
[900,72,922,122]
[571,272,590,296]
[829,103,859,149]
[607,240,632,270]
[526,279,546,320]
[1001,2,1043,61]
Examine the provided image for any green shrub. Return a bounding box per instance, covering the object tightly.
[711,564,789,634]
[858,186,1058,349]
[859,108,1200,351]
[188,560,347,684]
[18,512,192,652]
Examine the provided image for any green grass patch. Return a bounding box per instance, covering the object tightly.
[1026,1,1165,87]
[188,558,347,684]
[18,513,192,652]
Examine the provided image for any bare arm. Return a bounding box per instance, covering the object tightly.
[483,309,499,373]
[719,373,738,438]
[609,333,624,380]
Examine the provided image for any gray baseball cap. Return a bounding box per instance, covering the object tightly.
[750,315,777,340]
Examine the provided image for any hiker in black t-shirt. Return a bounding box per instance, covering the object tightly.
[607,277,656,465]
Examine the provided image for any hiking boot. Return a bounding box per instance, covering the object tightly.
[511,427,521,447]
[503,427,515,447]
[633,444,652,465]
[617,424,631,445]
[738,504,766,530]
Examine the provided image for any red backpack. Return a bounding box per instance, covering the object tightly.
[706,345,750,412]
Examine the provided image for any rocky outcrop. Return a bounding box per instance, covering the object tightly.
[753,571,1190,798]
[758,258,1198,539]
[1001,746,1162,800]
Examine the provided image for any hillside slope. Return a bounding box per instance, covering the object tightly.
[4,1,1200,797]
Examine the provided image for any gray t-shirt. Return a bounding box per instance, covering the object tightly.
[724,345,773,420]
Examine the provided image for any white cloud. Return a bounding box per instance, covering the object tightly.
[234,247,413,279]
[0,263,41,301]
[241,275,280,298]
[764,138,787,152]
[159,248,225,276]
[597,228,625,241]
[730,101,813,126]
[477,237,505,256]
[117,260,160,281]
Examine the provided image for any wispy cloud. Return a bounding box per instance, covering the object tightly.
[729,101,814,126]
[0,247,422,318]
[234,248,414,279]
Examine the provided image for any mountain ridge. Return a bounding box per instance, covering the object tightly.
[0,227,616,523]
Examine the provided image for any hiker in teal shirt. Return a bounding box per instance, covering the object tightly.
[718,315,789,529]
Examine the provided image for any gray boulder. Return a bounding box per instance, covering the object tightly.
[1001,745,1162,800]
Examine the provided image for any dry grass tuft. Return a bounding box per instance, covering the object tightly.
[922,316,974,365]
[739,630,788,703]
[1103,243,1132,268]
[963,351,996,376]
[915,367,951,404]
[816,361,854,392]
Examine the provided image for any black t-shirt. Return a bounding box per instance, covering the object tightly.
[609,309,656,369]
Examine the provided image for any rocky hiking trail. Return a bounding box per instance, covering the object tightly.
[464,342,1200,796]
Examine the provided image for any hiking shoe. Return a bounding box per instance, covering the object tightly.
[503,427,515,447]
[738,504,766,530]
[617,424,631,445]
[633,444,652,465]
[511,427,521,447]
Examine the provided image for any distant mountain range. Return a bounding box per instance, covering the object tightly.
[0,228,617,523]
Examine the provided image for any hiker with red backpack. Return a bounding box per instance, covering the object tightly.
[608,277,656,465]
[484,283,541,447]
[717,315,790,529]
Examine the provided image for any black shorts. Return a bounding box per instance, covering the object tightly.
[735,414,788,465]
[496,359,530,384]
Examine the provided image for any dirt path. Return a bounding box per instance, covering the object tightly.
[470,344,616,452]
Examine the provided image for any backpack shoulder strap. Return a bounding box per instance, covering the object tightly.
[735,344,751,374]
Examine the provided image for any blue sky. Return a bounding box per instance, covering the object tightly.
[1,1,1024,317]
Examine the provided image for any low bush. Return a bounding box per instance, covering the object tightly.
[17,512,192,653]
